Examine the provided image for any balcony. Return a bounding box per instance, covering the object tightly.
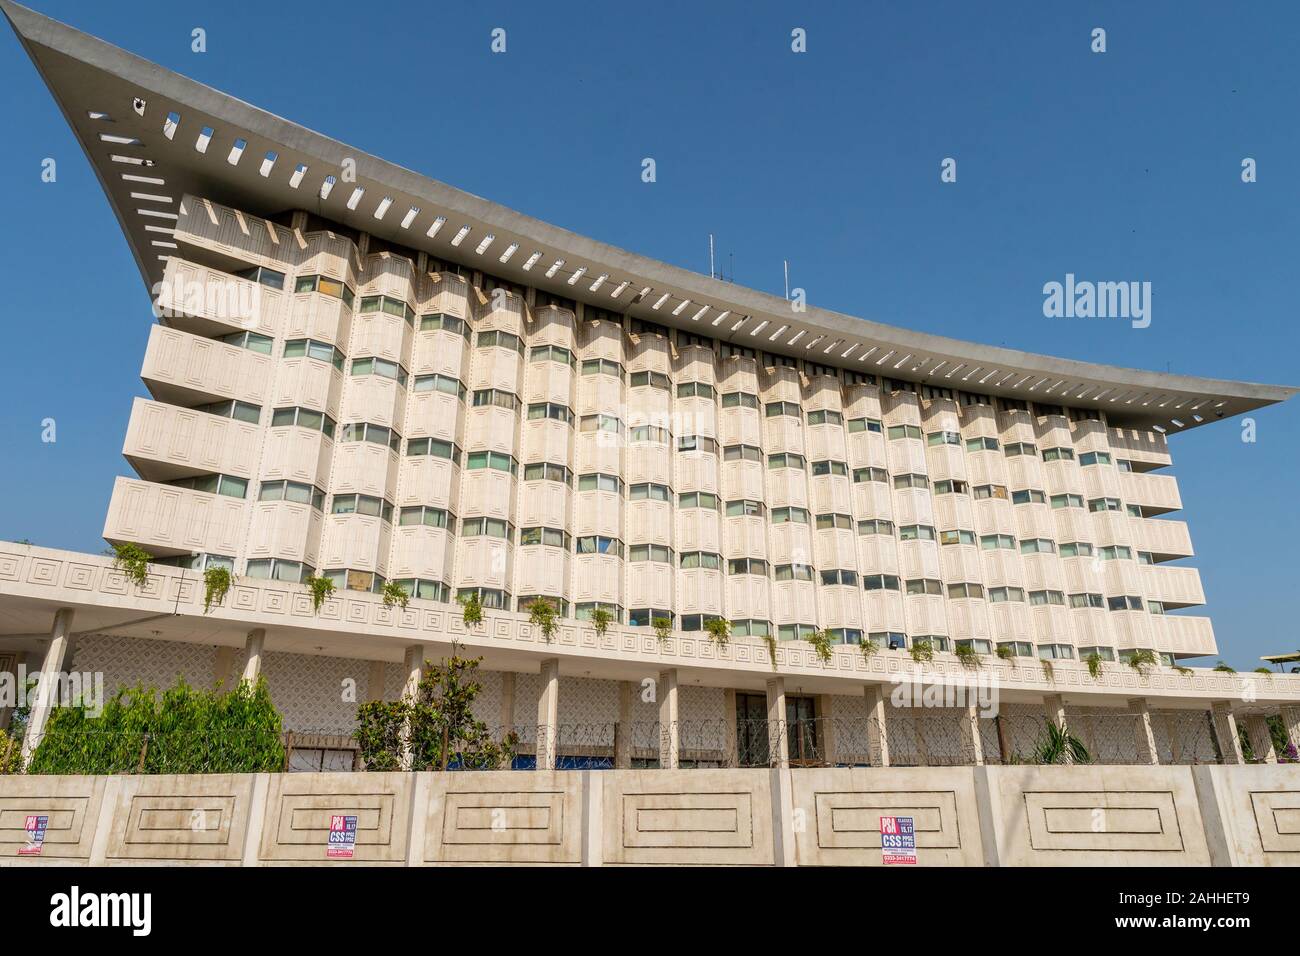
[1142,565,1206,608]
[1148,614,1217,657]
[140,324,272,408]
[103,475,247,558]
[156,257,285,339]
[1135,517,1194,559]
[173,194,297,275]
[122,397,260,484]
[1121,471,1182,515]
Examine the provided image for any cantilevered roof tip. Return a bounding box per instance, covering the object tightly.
[3,0,1296,432]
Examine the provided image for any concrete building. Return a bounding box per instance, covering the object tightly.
[3,1,1299,772]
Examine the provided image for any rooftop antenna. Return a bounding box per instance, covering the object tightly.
[784,259,789,299]
[709,233,715,279]
[729,252,734,283]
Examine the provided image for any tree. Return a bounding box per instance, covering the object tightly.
[354,655,515,771]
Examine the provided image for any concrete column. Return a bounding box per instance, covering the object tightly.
[21,608,75,764]
[817,694,837,766]
[723,688,738,767]
[213,645,236,689]
[765,677,788,768]
[366,660,386,701]
[658,669,679,769]
[536,658,559,770]
[1127,697,1160,765]
[1244,714,1277,764]
[1210,701,1244,764]
[1042,693,1066,728]
[963,703,985,766]
[240,628,266,683]
[500,671,516,738]
[398,644,425,771]
[614,681,633,769]
[1281,705,1300,759]
[864,683,890,767]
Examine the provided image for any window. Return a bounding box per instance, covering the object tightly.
[293,273,355,307]
[1148,600,1166,615]
[630,482,671,502]
[847,417,883,434]
[1137,550,1155,565]
[1117,459,1135,473]
[857,518,895,536]
[1088,497,1123,513]
[457,587,510,610]
[580,357,624,379]
[887,424,923,440]
[527,402,573,424]
[283,338,345,371]
[778,623,819,641]
[1042,447,1075,462]
[973,483,1009,500]
[678,491,720,510]
[906,578,943,596]
[629,544,673,563]
[1078,645,1116,661]
[1050,493,1084,510]
[578,472,621,493]
[575,536,624,557]
[473,389,520,412]
[774,563,813,582]
[1069,593,1105,609]
[721,343,755,361]
[630,370,671,390]
[1020,538,1057,555]
[466,450,517,474]
[419,312,471,339]
[915,635,951,652]
[523,462,572,484]
[772,506,810,524]
[1038,644,1075,660]
[820,569,858,586]
[726,499,766,518]
[151,552,236,574]
[899,524,936,541]
[853,466,888,484]
[966,436,999,453]
[816,513,853,531]
[870,631,908,650]
[463,517,513,540]
[680,614,725,633]
[979,534,1015,552]
[1059,541,1094,558]
[988,586,1025,603]
[194,399,261,424]
[927,430,961,447]
[258,480,325,511]
[629,425,671,444]
[825,628,864,645]
[406,437,460,463]
[933,478,969,495]
[330,494,393,522]
[245,558,314,583]
[1080,450,1113,467]
[1100,545,1132,561]
[864,574,901,591]
[1127,504,1144,518]
[631,318,669,338]
[947,582,985,599]
[680,551,722,570]
[1004,441,1037,457]
[940,529,976,546]
[519,526,569,548]
[475,329,525,354]
[413,374,466,399]
[845,371,877,387]
[997,641,1034,658]
[731,619,771,638]
[1028,590,1066,606]
[1107,595,1143,612]
[529,344,575,367]
[236,265,286,289]
[165,473,248,499]
[893,473,929,490]
[807,409,843,426]
[628,608,672,628]
[721,390,759,409]
[676,434,719,455]
[728,557,769,576]
[767,452,806,470]
[1011,488,1047,505]
[359,294,415,324]
[765,400,801,418]
[220,330,273,354]
[517,595,569,617]
[812,460,848,477]
[678,381,717,400]
[339,422,401,453]
[271,406,337,439]
[724,444,762,462]
[575,602,622,623]
[351,356,408,386]
[398,506,453,530]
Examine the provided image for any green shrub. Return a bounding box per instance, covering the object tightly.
[202,565,233,613]
[806,629,833,664]
[910,640,934,664]
[590,607,613,639]
[1213,660,1236,674]
[954,643,981,669]
[305,574,335,613]
[652,617,672,645]
[527,598,559,643]
[1127,648,1158,674]
[26,677,284,775]
[1085,652,1103,679]
[704,618,731,648]
[763,635,778,669]
[859,638,879,663]
[459,591,483,629]
[996,644,1015,661]
[111,542,152,588]
[1032,721,1091,765]
[1040,658,1054,681]
[381,580,410,610]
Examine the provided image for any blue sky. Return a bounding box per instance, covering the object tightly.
[1,0,1295,669]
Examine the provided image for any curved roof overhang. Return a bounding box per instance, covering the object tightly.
[4,0,1295,433]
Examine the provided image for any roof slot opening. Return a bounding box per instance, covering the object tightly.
[319,175,337,200]
[259,151,277,177]
[195,127,213,153]
[163,111,179,139]
[289,163,308,188]
[227,138,247,165]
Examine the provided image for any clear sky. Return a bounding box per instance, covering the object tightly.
[1,0,1295,670]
